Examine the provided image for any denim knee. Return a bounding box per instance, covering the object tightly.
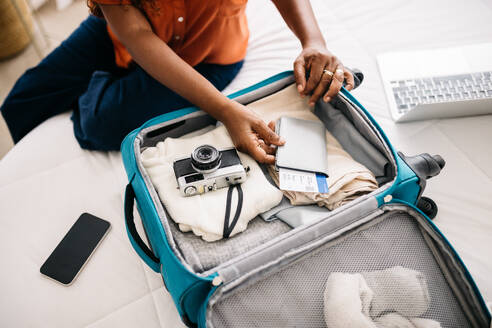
[72,71,127,151]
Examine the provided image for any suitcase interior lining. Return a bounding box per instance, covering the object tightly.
[316,94,393,185]
[205,206,488,328]
[134,79,397,275]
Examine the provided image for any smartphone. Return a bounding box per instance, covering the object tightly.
[40,213,111,285]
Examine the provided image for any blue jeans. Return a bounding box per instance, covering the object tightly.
[1,16,243,150]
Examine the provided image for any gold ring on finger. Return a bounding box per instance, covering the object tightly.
[323,69,334,77]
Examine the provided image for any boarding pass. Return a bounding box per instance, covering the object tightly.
[278,168,329,194]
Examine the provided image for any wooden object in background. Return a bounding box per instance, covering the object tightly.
[0,0,34,60]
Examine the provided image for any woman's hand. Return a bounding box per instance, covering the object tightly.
[221,103,285,164]
[294,45,355,106]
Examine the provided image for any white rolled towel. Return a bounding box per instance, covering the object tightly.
[375,313,442,328]
[374,313,418,328]
[409,318,442,328]
[362,266,430,318]
[324,268,441,328]
[323,272,376,328]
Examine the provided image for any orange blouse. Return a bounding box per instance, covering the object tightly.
[90,0,249,68]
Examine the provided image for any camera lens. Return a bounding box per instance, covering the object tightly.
[197,147,213,161]
[191,145,221,173]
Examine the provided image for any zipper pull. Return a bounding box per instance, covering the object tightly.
[384,194,393,203]
[212,275,223,286]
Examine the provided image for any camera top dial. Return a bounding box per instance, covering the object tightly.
[191,145,222,173]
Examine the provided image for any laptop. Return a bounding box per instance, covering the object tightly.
[377,43,492,122]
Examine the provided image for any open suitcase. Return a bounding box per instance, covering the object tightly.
[121,71,491,328]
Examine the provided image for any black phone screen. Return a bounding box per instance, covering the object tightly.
[40,213,111,285]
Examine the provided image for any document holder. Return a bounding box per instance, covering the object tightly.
[275,116,328,176]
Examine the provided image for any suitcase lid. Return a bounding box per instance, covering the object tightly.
[202,202,491,328]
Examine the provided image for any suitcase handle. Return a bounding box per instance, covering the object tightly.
[305,67,363,89]
[125,183,161,273]
[346,68,364,89]
[399,152,445,180]
[398,152,445,220]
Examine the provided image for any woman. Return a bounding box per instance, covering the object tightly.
[0,0,354,164]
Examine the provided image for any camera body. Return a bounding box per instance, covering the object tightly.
[173,145,247,197]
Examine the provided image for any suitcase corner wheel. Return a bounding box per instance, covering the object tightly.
[398,152,445,220]
[417,196,438,220]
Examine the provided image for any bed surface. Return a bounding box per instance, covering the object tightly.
[1,0,491,327]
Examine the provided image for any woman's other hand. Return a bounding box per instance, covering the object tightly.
[221,103,284,164]
[294,45,355,106]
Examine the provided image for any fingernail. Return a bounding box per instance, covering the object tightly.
[309,102,314,107]
[297,84,303,92]
[325,97,331,102]
[280,137,286,143]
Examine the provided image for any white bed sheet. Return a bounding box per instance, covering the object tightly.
[1,0,491,327]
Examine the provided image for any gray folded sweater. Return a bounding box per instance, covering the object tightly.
[169,217,291,272]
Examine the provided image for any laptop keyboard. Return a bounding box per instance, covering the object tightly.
[391,71,492,114]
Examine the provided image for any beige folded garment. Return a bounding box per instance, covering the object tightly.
[246,84,378,210]
[268,166,377,210]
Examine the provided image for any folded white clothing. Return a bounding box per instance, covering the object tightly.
[374,313,417,328]
[362,266,430,318]
[323,268,441,328]
[323,272,377,328]
[247,84,378,210]
[375,313,442,328]
[141,125,283,242]
[408,318,442,328]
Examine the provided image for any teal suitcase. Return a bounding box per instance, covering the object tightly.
[121,71,491,327]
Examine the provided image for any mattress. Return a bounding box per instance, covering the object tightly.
[0,0,491,327]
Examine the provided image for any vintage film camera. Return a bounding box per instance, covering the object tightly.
[173,145,248,197]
